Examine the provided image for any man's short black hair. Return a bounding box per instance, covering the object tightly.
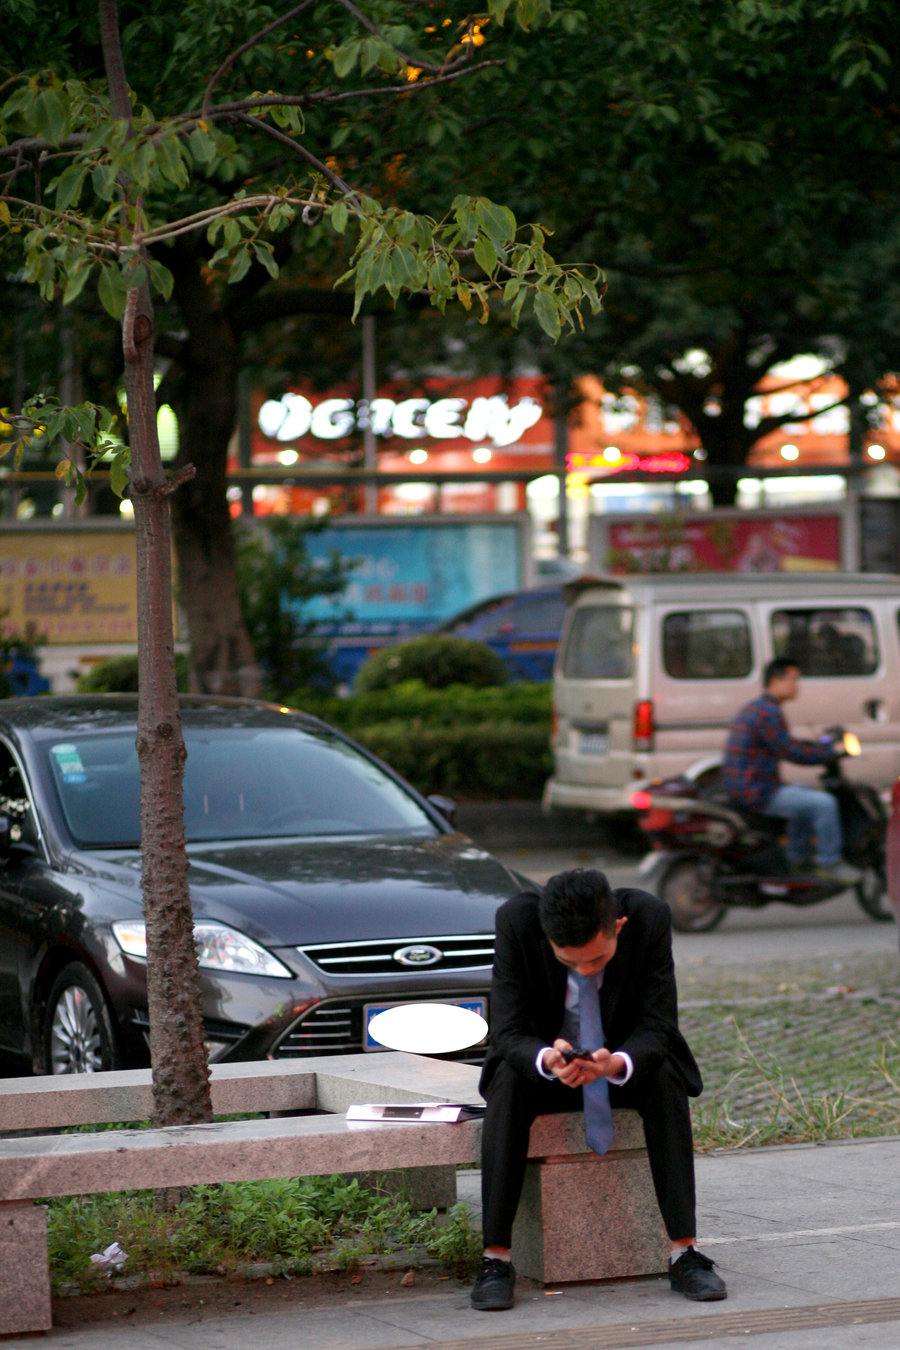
[763,656,799,687]
[538,869,618,947]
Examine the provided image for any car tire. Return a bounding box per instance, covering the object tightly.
[39,962,120,1075]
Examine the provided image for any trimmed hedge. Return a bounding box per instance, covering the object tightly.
[293,679,551,731]
[291,679,552,800]
[353,635,507,691]
[350,721,553,801]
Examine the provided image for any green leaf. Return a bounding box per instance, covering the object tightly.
[223,217,242,248]
[32,86,68,145]
[62,259,93,306]
[474,235,499,278]
[54,165,88,212]
[475,199,517,247]
[228,247,252,284]
[97,266,127,320]
[148,259,174,301]
[110,452,130,499]
[252,242,279,279]
[330,200,349,235]
[533,289,561,341]
[189,127,215,165]
[332,40,361,79]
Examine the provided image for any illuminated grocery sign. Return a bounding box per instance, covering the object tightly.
[566,450,692,475]
[258,393,544,448]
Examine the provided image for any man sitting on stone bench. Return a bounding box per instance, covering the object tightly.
[472,868,726,1311]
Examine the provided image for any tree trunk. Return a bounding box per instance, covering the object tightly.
[124,283,213,1127]
[167,253,262,696]
[100,0,212,1127]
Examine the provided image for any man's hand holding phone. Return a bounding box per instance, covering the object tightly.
[547,1039,625,1086]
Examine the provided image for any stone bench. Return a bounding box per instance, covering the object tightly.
[0,1055,666,1336]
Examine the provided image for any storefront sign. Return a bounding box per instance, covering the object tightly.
[0,530,138,643]
[566,450,692,475]
[258,392,544,447]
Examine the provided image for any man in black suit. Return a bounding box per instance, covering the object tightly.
[471,868,726,1311]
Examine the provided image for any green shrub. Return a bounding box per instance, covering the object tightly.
[75,653,190,694]
[293,679,550,731]
[286,679,551,799]
[352,721,552,800]
[354,636,507,692]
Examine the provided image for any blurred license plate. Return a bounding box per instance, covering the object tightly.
[579,731,608,754]
[364,997,487,1051]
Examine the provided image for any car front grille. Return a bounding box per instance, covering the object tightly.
[297,933,494,976]
[272,997,487,1059]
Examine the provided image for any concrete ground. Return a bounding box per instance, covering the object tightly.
[17,1136,900,1348]
[7,802,900,1349]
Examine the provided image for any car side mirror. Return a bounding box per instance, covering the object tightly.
[427,795,457,827]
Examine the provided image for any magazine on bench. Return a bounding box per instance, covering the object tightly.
[346,1102,486,1123]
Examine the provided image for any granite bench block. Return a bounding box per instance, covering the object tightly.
[0,1201,52,1335]
[511,1108,669,1284]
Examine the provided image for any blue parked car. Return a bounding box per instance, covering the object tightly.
[435,585,567,681]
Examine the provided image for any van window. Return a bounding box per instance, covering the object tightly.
[663,610,753,679]
[771,608,878,676]
[563,606,634,678]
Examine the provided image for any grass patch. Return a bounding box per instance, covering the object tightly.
[681,950,900,1150]
[47,1175,481,1294]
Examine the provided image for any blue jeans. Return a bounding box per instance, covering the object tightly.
[766,784,843,866]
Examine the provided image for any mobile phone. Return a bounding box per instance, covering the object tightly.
[561,1047,593,1063]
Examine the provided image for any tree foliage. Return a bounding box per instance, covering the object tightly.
[404,0,900,500]
[234,517,351,697]
[0,0,602,1123]
[1,0,602,691]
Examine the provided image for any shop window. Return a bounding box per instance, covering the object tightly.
[662,610,753,680]
[771,608,878,677]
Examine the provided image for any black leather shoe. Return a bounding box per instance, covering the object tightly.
[471,1256,516,1310]
[669,1247,727,1301]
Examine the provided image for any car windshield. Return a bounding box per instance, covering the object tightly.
[41,725,438,848]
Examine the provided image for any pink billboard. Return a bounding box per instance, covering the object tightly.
[601,513,843,574]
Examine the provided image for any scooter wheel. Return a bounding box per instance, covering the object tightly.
[854,863,893,923]
[658,856,727,933]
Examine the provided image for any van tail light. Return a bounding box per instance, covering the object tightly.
[631,790,653,810]
[632,700,655,751]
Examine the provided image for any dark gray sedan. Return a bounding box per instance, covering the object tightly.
[0,696,526,1074]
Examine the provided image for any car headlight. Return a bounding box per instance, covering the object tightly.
[111,920,292,978]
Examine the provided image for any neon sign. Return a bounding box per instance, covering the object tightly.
[259,393,544,448]
[566,450,692,475]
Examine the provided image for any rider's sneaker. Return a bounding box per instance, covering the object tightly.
[813,860,862,886]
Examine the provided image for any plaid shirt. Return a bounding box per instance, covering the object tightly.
[721,693,834,811]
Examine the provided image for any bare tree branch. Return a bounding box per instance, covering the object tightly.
[201,0,319,118]
[237,113,360,203]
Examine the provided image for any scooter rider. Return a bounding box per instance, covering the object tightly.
[720,657,861,885]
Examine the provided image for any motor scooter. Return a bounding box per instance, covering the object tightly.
[630,730,890,932]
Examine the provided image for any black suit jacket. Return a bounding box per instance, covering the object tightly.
[479,886,702,1098]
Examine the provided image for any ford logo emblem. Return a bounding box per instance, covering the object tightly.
[393,944,443,967]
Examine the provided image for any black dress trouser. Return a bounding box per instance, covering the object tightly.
[480,1057,697,1249]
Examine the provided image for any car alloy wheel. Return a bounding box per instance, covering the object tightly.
[42,963,119,1075]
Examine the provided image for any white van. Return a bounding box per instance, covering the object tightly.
[544,572,900,817]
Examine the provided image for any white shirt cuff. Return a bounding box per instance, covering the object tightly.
[607,1051,633,1084]
[537,1046,555,1079]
